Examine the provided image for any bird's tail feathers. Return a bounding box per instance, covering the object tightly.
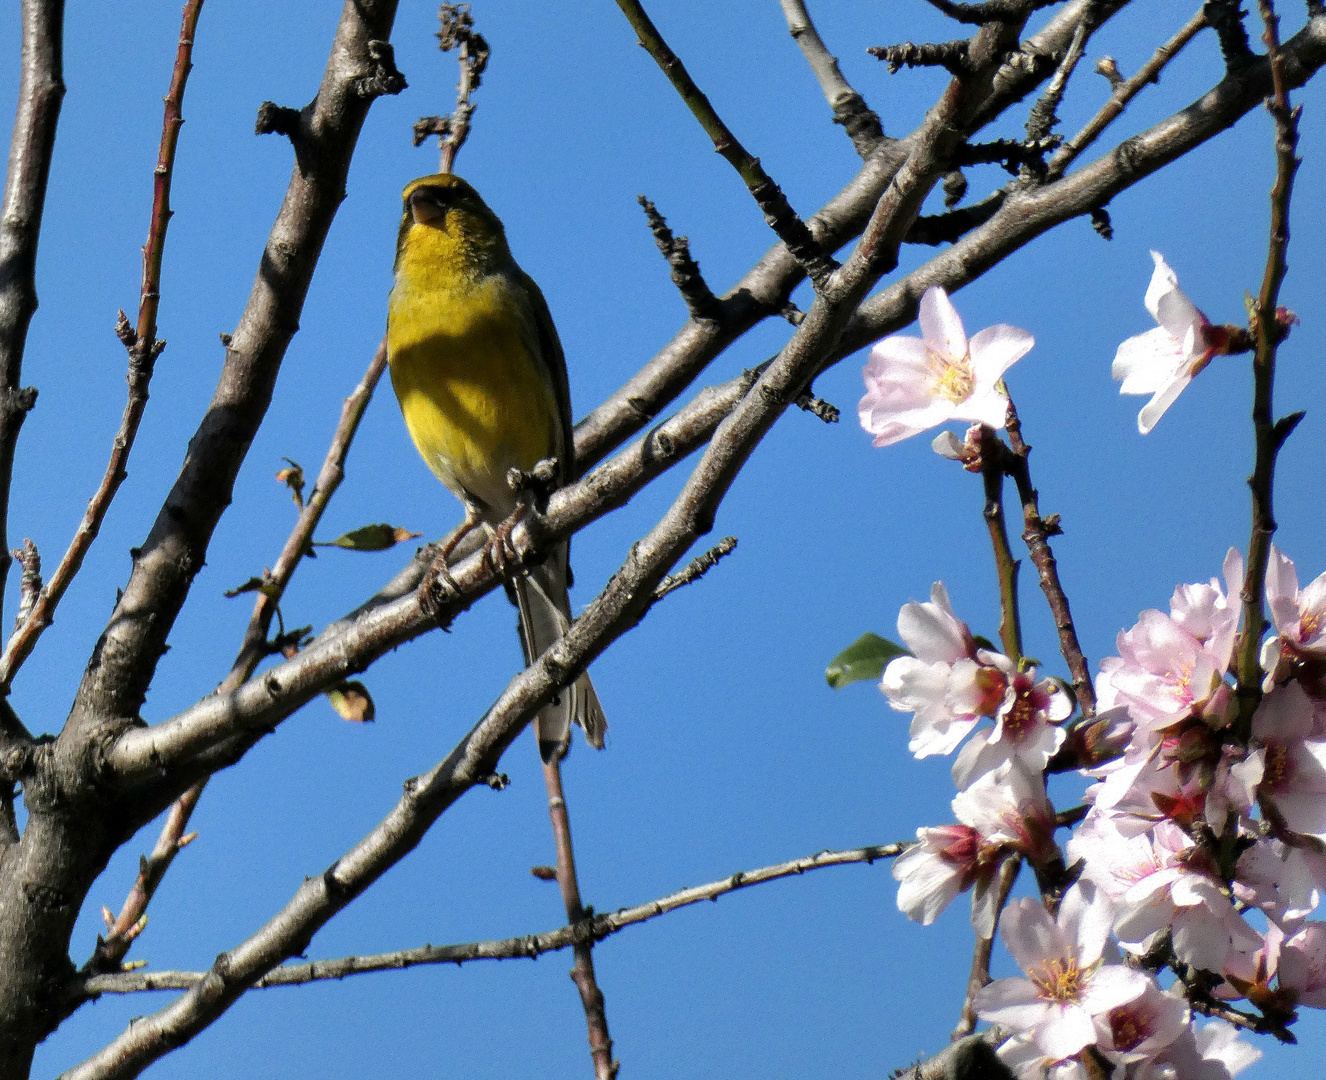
[512,552,607,761]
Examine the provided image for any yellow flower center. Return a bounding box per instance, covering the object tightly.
[1031,957,1086,1003]
[928,345,975,404]
[1301,611,1322,642]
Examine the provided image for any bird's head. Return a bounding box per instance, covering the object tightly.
[400,174,504,238]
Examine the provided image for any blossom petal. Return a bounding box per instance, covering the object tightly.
[970,324,1035,385]
[919,285,968,359]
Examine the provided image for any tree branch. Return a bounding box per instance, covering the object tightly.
[0,0,203,692]
[0,0,63,628]
[78,843,906,997]
[1002,400,1094,716]
[778,0,884,158]
[58,0,403,749]
[613,0,839,288]
[1234,0,1302,738]
[573,0,1122,472]
[1047,9,1208,179]
[540,757,617,1080]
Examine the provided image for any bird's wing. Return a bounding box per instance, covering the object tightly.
[513,268,575,486]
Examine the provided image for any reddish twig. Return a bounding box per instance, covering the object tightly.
[1234,0,1303,738]
[84,785,202,974]
[0,0,203,691]
[542,758,618,1080]
[227,339,388,688]
[1003,401,1094,715]
[413,4,490,174]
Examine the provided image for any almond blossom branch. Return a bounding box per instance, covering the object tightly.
[613,0,839,289]
[1234,0,1303,734]
[778,0,884,159]
[1002,400,1094,715]
[0,0,63,627]
[1047,8,1208,179]
[0,0,203,693]
[78,843,906,997]
[540,757,617,1080]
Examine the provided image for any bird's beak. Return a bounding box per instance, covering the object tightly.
[409,189,447,226]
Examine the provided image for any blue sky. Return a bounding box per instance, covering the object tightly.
[4,0,1326,1076]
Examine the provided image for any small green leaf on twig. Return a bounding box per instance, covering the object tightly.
[276,458,305,509]
[224,575,281,599]
[313,524,423,552]
[327,681,375,722]
[825,633,906,689]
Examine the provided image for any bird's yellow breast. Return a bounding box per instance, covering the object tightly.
[388,223,561,517]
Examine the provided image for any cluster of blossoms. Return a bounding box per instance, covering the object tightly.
[880,548,1326,1078]
[857,265,1317,1077]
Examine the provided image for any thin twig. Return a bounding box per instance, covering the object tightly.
[0,0,63,629]
[228,340,388,688]
[541,757,618,1080]
[0,0,203,691]
[1047,9,1208,179]
[432,4,489,174]
[79,843,907,996]
[614,0,838,288]
[637,196,721,321]
[85,786,202,974]
[1025,16,1092,144]
[978,425,1022,662]
[96,340,389,974]
[1234,0,1303,738]
[652,536,737,600]
[1002,401,1094,715]
[778,0,884,158]
[954,854,1021,1037]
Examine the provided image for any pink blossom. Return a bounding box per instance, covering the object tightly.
[1098,607,1231,740]
[891,824,989,927]
[1130,1019,1262,1080]
[974,886,1149,1060]
[952,668,1071,787]
[952,759,1060,870]
[1274,921,1326,1008]
[858,285,1033,447]
[1235,680,1326,838]
[1234,838,1326,929]
[1112,252,1218,435]
[880,583,1011,758]
[1094,981,1189,1067]
[1100,820,1261,971]
[1169,548,1243,671]
[1262,546,1326,680]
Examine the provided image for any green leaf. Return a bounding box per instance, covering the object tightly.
[825,633,907,689]
[224,575,280,599]
[313,524,423,552]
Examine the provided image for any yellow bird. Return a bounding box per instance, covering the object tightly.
[387,173,606,759]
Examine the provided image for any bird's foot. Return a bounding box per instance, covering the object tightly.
[482,510,523,580]
[418,514,483,624]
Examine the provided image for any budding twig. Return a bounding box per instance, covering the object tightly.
[0,0,204,692]
[80,843,907,996]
